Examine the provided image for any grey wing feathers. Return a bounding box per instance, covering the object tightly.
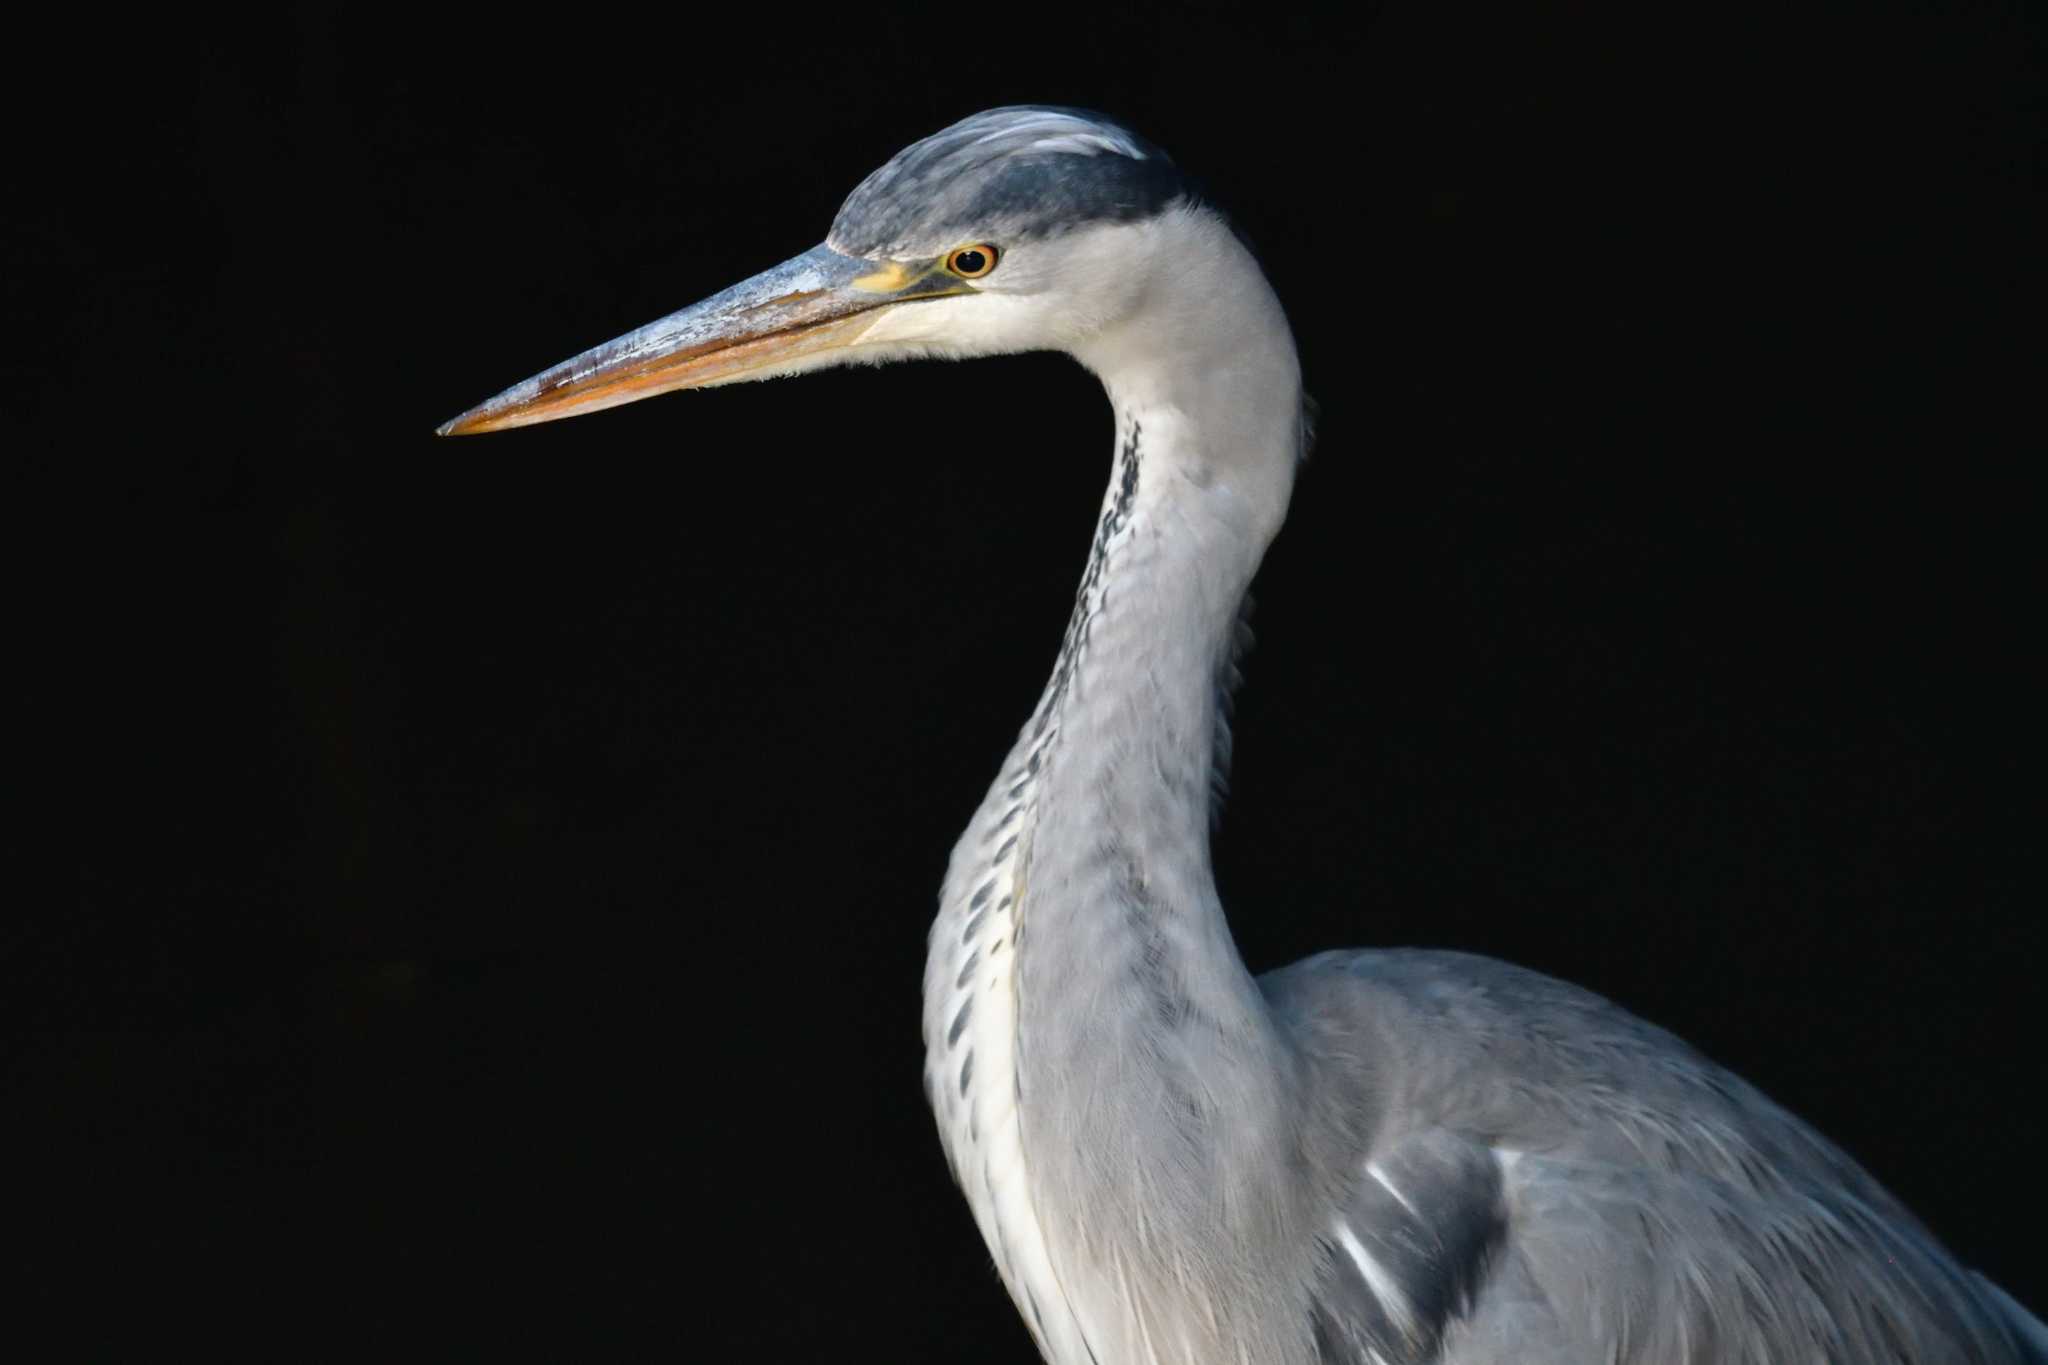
[1491,1150,2030,1363]
[1270,949,2040,1364]
[1311,1131,1508,1363]
[1980,1279,2048,1364]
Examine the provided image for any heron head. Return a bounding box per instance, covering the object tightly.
[438,107,1206,435]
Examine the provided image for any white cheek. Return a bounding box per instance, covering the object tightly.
[848,216,1169,360]
[855,296,972,345]
[856,292,1050,356]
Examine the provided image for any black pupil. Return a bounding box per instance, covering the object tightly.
[954,249,988,274]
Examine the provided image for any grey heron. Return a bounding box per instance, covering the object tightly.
[440,106,2044,1364]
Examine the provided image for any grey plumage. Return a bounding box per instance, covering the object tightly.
[831,106,1186,257]
[440,105,2043,1365]
[1274,950,2036,1362]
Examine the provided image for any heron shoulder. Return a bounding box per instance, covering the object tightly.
[1262,948,1886,1200]
[1268,951,2036,1361]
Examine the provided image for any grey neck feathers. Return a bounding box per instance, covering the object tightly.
[1011,212,1307,1171]
[1009,393,1310,1341]
[940,207,1314,1352]
[1013,403,1296,1155]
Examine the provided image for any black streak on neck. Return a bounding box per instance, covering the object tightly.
[1032,417,1143,743]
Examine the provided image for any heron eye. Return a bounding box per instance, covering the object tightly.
[947,245,999,278]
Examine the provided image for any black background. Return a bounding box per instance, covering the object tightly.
[10,1,2042,1354]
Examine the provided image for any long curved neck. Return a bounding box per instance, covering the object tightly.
[1019,221,1310,1342]
[924,210,1313,1363]
[1017,209,1303,1127]
[1013,385,1301,1236]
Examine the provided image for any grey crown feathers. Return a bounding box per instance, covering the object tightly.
[829,106,1189,258]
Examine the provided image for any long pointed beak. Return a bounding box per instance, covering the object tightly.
[437,244,958,436]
